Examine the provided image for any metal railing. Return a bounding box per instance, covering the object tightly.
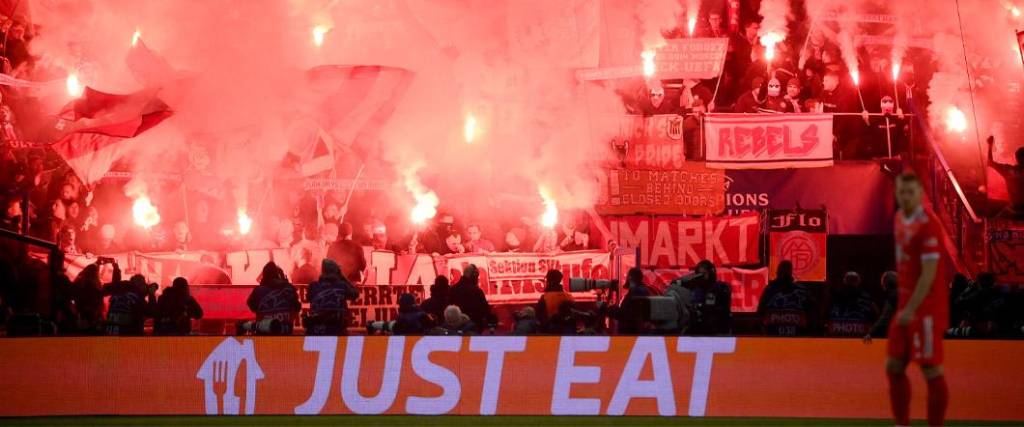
[906,100,986,275]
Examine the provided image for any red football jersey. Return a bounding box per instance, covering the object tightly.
[894,206,948,318]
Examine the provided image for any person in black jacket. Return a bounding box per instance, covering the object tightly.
[449,264,493,333]
[421,275,451,322]
[688,260,732,335]
[154,277,204,335]
[72,263,105,334]
[305,259,357,335]
[246,261,301,335]
[613,267,653,335]
[326,222,367,284]
[103,272,156,336]
[392,293,431,335]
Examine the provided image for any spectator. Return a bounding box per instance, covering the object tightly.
[688,260,732,335]
[464,224,495,253]
[169,221,191,251]
[1,196,21,232]
[697,12,728,38]
[443,232,466,255]
[761,77,788,112]
[438,304,476,335]
[863,96,907,158]
[503,227,526,252]
[188,253,232,285]
[57,226,80,256]
[153,277,204,335]
[532,227,558,253]
[987,136,1024,219]
[370,224,402,252]
[392,293,431,335]
[290,246,319,285]
[305,259,357,335]
[83,224,120,254]
[536,269,574,329]
[420,214,457,255]
[319,222,339,255]
[825,272,879,337]
[867,271,899,341]
[322,201,343,226]
[639,85,678,116]
[783,78,805,112]
[512,306,540,335]
[102,273,156,336]
[449,264,493,332]
[326,222,366,284]
[758,260,818,336]
[732,77,765,113]
[613,267,653,335]
[421,275,451,322]
[4,20,31,69]
[246,261,301,335]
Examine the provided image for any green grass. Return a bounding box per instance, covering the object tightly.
[1,416,1020,426]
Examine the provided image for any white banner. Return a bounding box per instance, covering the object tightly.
[445,250,611,303]
[704,114,834,169]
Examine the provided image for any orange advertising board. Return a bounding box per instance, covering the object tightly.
[0,337,1022,420]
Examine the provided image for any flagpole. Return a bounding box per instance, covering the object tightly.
[339,163,365,224]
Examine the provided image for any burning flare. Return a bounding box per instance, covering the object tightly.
[237,210,253,235]
[66,73,84,98]
[404,167,439,225]
[891,63,901,81]
[945,107,968,133]
[312,25,330,47]
[539,187,558,229]
[641,50,656,78]
[132,196,161,229]
[760,32,783,62]
[463,113,477,144]
[850,70,861,86]
[1012,6,1021,18]
[687,17,697,37]
[131,28,141,47]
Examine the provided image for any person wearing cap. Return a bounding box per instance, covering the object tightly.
[326,222,367,284]
[783,78,805,112]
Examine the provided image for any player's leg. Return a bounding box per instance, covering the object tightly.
[886,321,912,426]
[886,357,912,427]
[922,364,947,427]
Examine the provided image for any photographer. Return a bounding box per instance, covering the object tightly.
[154,277,204,335]
[536,269,575,333]
[392,293,432,335]
[758,261,819,337]
[71,263,105,334]
[305,259,357,335]
[450,264,494,333]
[612,268,653,335]
[687,260,732,336]
[245,261,301,335]
[102,269,156,336]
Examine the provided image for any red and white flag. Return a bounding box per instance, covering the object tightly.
[300,128,335,177]
[50,87,172,184]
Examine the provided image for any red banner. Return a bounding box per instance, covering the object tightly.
[704,114,834,169]
[768,210,828,282]
[2,337,1022,420]
[604,213,760,268]
[642,267,769,312]
[617,114,687,170]
[989,225,1024,286]
[596,164,726,216]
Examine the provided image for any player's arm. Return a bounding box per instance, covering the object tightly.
[897,257,938,325]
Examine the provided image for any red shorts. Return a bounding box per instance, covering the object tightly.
[887,313,945,365]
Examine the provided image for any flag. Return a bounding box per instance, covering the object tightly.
[51,87,173,184]
[300,128,335,177]
[305,65,414,160]
[1018,30,1024,70]
[126,38,177,88]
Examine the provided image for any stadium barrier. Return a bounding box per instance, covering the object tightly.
[1,337,1021,420]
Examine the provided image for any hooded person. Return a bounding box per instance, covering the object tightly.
[688,260,733,335]
[305,258,358,335]
[392,293,431,335]
[761,77,789,113]
[326,222,367,283]
[449,264,493,332]
[154,277,204,335]
[640,85,679,116]
[421,275,451,322]
[863,95,907,158]
[246,261,301,335]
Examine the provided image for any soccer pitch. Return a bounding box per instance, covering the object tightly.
[1,416,1020,426]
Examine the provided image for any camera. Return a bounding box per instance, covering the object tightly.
[568,278,619,292]
[236,318,283,335]
[366,320,395,335]
[670,271,706,287]
[96,256,117,265]
[639,296,680,324]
